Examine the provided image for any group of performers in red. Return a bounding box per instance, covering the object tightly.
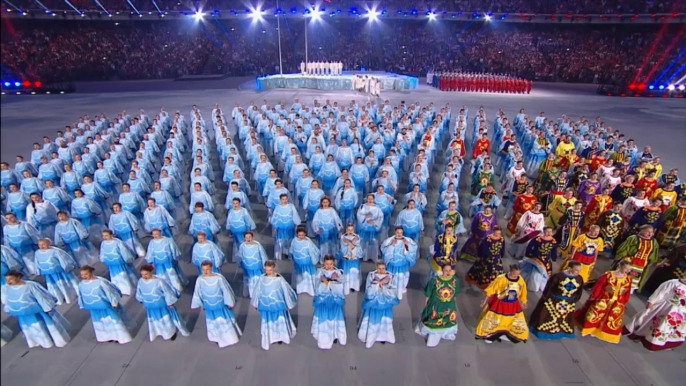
[429,72,533,94]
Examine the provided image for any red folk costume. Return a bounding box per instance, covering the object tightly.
[574,271,632,343]
[590,155,607,172]
[635,177,658,198]
[450,139,466,158]
[582,195,613,232]
[472,138,491,160]
[506,194,538,237]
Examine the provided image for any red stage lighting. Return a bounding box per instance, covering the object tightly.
[628,84,636,90]
[620,93,626,97]
[638,83,646,91]
[34,81,42,88]
[22,80,31,87]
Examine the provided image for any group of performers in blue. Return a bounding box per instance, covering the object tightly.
[1,95,684,354]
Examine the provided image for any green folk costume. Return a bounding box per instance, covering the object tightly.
[420,274,460,331]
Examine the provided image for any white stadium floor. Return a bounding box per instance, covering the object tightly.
[1,81,685,386]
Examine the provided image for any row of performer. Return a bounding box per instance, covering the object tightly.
[428,72,533,93]
[300,61,344,76]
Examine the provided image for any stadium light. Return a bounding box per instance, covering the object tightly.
[193,11,204,20]
[667,84,675,91]
[659,85,665,90]
[485,14,492,21]
[310,7,323,21]
[249,8,263,21]
[367,9,380,21]
[428,12,436,20]
[679,85,685,91]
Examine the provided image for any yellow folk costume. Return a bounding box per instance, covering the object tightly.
[559,233,604,282]
[545,195,577,228]
[475,274,529,342]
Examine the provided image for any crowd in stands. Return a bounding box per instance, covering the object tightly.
[6,0,685,14]
[2,19,684,85]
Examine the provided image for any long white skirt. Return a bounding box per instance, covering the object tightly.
[260,310,297,350]
[415,322,457,348]
[358,308,395,349]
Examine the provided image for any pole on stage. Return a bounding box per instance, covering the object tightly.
[304,17,308,67]
[277,0,283,75]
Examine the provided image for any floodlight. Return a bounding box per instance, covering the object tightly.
[428,12,436,20]
[250,8,263,21]
[193,11,204,20]
[310,8,323,21]
[368,9,380,21]
[679,85,685,91]
[667,84,675,91]
[485,14,492,21]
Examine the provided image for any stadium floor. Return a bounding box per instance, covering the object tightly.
[1,81,685,386]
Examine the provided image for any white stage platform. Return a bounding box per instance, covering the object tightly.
[256,71,419,91]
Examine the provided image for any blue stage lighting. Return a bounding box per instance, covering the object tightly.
[649,85,654,90]
[658,85,664,90]
[14,82,21,87]
[3,82,10,87]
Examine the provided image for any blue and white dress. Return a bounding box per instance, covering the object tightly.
[191,274,242,348]
[2,280,71,348]
[236,241,268,298]
[311,207,343,261]
[394,208,424,243]
[188,211,221,243]
[191,240,225,274]
[312,268,347,349]
[77,277,133,344]
[289,237,320,296]
[108,210,146,258]
[336,234,363,294]
[143,205,176,237]
[146,237,188,292]
[6,191,31,221]
[333,187,358,226]
[54,218,99,267]
[27,200,59,241]
[42,187,71,212]
[270,203,301,261]
[34,247,80,305]
[118,191,146,222]
[2,221,40,274]
[381,236,418,300]
[1,245,27,285]
[358,271,399,348]
[226,207,256,261]
[136,276,190,341]
[71,196,105,236]
[99,238,139,296]
[356,204,384,262]
[251,274,298,350]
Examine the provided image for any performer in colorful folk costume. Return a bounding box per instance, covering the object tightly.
[623,278,686,351]
[415,263,460,347]
[574,260,633,344]
[613,225,660,293]
[475,264,529,343]
[471,163,496,196]
[656,197,686,249]
[465,227,506,289]
[560,225,604,282]
[529,261,584,340]
[506,185,537,237]
[555,136,577,171]
[641,243,685,295]
[472,133,491,161]
[652,182,678,211]
[577,172,602,204]
[520,227,558,292]
[545,188,577,229]
[635,170,659,198]
[461,206,498,261]
[596,201,625,253]
[535,153,557,185]
[429,223,459,279]
[582,186,613,233]
[539,171,567,212]
[510,203,545,259]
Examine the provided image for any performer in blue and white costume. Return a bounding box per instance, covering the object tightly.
[1,245,27,286]
[289,228,320,296]
[34,238,80,305]
[312,256,347,349]
[394,199,424,243]
[117,183,146,222]
[191,231,225,274]
[26,193,58,241]
[136,264,190,342]
[251,261,298,350]
[357,194,384,262]
[358,262,400,348]
[303,180,325,230]
[191,261,242,348]
[2,271,71,349]
[42,180,71,212]
[54,211,98,267]
[311,197,343,261]
[270,194,301,261]
[333,179,358,226]
[188,202,221,243]
[337,224,363,294]
[143,198,176,237]
[6,184,31,221]
[236,232,268,298]
[99,230,138,296]
[71,188,105,236]
[3,213,40,274]
[146,229,188,292]
[381,227,418,300]
[108,203,145,258]
[226,197,256,261]
[77,265,133,344]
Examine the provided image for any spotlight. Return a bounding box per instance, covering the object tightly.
[628,84,636,90]
[667,84,675,91]
[367,9,380,21]
[428,12,436,20]
[34,81,42,88]
[14,82,20,87]
[679,85,685,91]
[659,85,665,90]
[249,8,263,21]
[3,82,9,87]
[485,14,492,21]
[310,7,323,21]
[193,11,204,20]
[648,85,654,90]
